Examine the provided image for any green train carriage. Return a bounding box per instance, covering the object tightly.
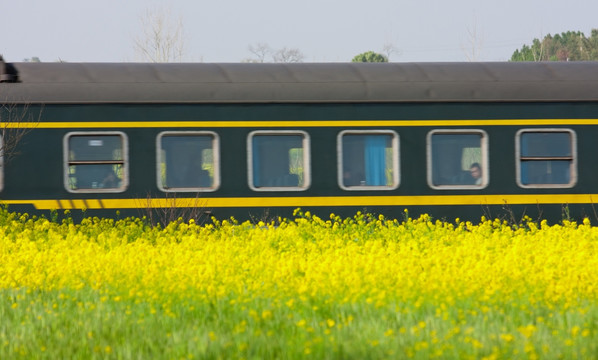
[2,58,598,223]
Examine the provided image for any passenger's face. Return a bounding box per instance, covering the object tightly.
[470,166,481,179]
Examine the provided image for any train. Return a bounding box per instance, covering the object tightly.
[2,56,598,224]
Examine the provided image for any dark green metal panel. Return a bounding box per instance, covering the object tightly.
[3,62,598,223]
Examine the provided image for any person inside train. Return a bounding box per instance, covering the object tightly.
[469,162,482,185]
[343,169,365,187]
[100,167,121,188]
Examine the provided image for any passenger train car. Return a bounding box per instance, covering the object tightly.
[2,57,598,223]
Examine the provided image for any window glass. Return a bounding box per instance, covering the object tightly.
[248,131,309,190]
[517,130,576,187]
[428,130,488,188]
[158,132,219,191]
[338,131,399,189]
[520,132,572,157]
[65,132,127,192]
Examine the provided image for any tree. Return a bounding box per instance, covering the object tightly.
[381,42,401,61]
[0,57,41,162]
[510,30,598,61]
[588,29,598,60]
[273,47,305,63]
[244,43,305,63]
[0,102,41,163]
[134,7,185,62]
[462,18,484,62]
[246,43,271,63]
[351,51,388,63]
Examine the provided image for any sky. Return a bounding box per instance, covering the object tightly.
[2,0,598,63]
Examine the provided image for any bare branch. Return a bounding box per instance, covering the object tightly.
[245,43,305,63]
[381,42,401,61]
[246,43,272,63]
[138,192,211,227]
[462,18,484,62]
[272,47,305,63]
[0,101,41,163]
[134,7,185,62]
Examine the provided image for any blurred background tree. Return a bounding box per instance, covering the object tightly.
[134,7,185,62]
[244,43,305,63]
[351,51,388,63]
[510,29,598,61]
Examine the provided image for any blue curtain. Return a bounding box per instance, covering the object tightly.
[365,136,386,186]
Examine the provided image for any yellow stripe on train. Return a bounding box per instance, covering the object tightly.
[4,194,598,210]
[6,119,598,129]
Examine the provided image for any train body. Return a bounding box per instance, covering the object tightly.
[2,60,598,223]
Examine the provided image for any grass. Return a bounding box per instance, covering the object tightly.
[1,209,598,359]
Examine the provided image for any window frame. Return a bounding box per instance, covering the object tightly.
[515,128,577,189]
[156,131,221,193]
[63,131,129,193]
[247,130,311,192]
[426,129,489,190]
[337,130,400,191]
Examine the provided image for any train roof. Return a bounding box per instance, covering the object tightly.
[2,61,598,104]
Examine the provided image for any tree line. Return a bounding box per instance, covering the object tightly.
[510,29,598,62]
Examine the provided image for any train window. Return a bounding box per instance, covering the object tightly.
[248,131,310,191]
[516,129,576,188]
[427,130,488,189]
[157,131,219,192]
[64,132,128,193]
[337,130,399,190]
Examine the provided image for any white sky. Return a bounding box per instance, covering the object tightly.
[2,0,598,63]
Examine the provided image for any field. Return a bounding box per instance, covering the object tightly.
[1,208,598,359]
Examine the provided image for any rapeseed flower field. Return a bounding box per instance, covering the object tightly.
[1,208,597,359]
